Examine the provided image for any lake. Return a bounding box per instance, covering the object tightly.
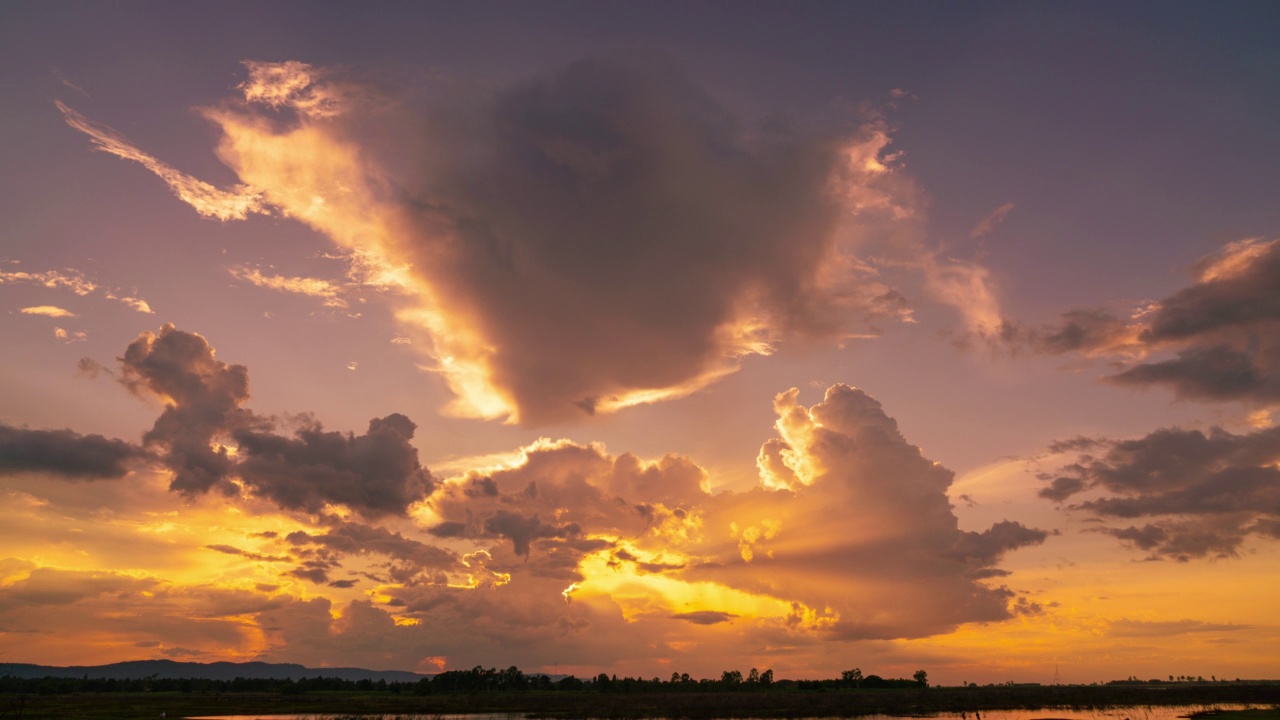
[187,703,1261,720]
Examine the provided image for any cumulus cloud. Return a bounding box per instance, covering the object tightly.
[1040,424,1280,560]
[704,385,1048,639]
[422,384,1046,642]
[65,57,922,424]
[0,423,142,479]
[112,324,436,518]
[1022,237,1280,405]
[233,414,434,518]
[2,362,1052,671]
[120,324,259,495]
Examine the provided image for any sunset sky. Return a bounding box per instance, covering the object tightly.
[3,2,1279,685]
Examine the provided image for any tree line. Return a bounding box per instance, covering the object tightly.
[0,665,928,695]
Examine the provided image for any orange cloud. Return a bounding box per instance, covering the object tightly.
[63,58,921,425]
[57,101,266,221]
[21,305,75,318]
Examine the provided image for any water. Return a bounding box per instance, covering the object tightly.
[187,705,1261,720]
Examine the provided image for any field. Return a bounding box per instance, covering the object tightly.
[2,682,1278,720]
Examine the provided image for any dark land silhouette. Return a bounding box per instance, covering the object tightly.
[2,661,1279,720]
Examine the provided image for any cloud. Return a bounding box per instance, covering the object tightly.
[111,324,436,518]
[233,414,435,518]
[69,57,919,424]
[54,327,87,343]
[104,294,153,314]
[2,349,1054,672]
[238,60,347,119]
[286,519,457,574]
[56,101,266,221]
[671,610,737,625]
[1023,237,1280,405]
[1041,424,1280,560]
[423,385,1048,641]
[970,201,1014,239]
[52,67,89,97]
[482,510,582,558]
[923,258,1006,339]
[20,305,75,318]
[1107,619,1253,637]
[0,565,287,659]
[0,423,143,479]
[120,324,259,495]
[706,385,1048,639]
[0,267,96,295]
[228,265,349,308]
[2,265,152,314]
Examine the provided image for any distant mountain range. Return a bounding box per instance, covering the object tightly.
[1,659,431,683]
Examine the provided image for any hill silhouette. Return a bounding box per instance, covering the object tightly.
[1,659,429,683]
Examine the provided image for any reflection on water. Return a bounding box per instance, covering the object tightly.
[188,706,1259,720]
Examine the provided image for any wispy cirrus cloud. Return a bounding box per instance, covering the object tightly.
[970,201,1015,239]
[3,264,153,314]
[1107,618,1252,637]
[56,100,266,222]
[105,293,153,314]
[1,267,96,295]
[228,265,349,309]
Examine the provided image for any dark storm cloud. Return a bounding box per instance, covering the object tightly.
[233,413,434,518]
[1043,425,1280,559]
[167,56,919,425]
[671,610,738,625]
[482,510,581,558]
[119,323,260,494]
[112,324,437,517]
[950,520,1051,567]
[0,423,142,479]
[1023,238,1280,405]
[1109,344,1275,402]
[1147,238,1280,341]
[407,55,863,423]
[1038,475,1086,502]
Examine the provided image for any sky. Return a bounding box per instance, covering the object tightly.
[2,1,1280,685]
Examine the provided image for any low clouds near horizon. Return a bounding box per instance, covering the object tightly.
[2,323,1051,670]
